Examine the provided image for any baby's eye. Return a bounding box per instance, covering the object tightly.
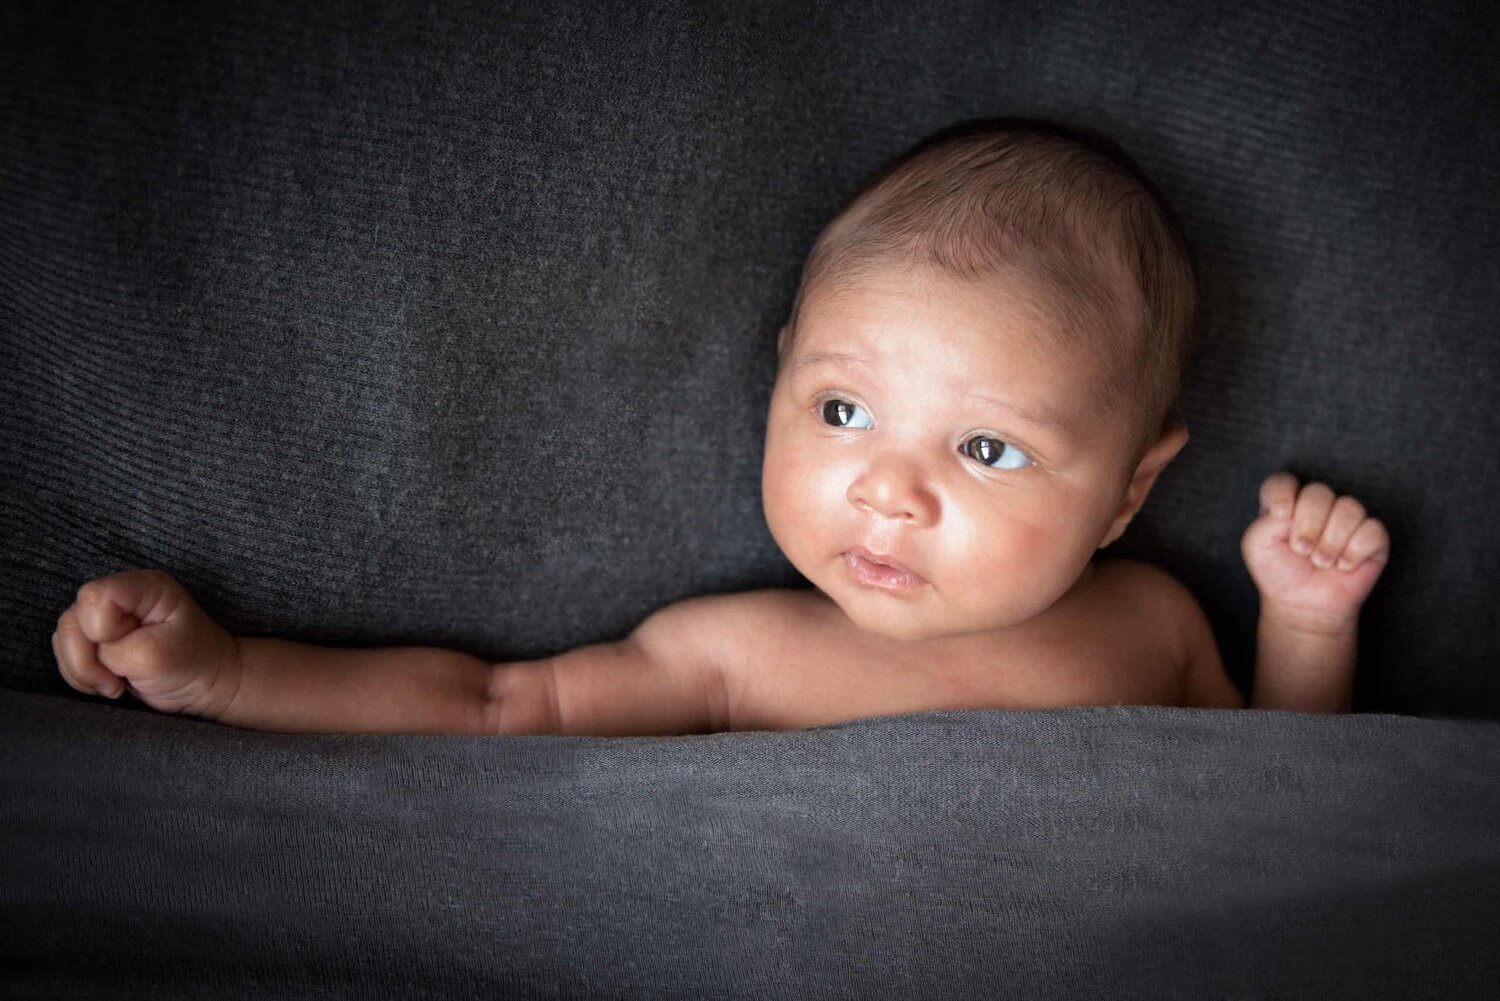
[820,398,873,430]
[961,435,1032,470]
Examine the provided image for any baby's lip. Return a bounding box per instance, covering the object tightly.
[846,545,923,580]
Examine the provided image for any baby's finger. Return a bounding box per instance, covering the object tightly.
[1336,518,1391,571]
[1290,481,1336,556]
[1258,471,1299,518]
[53,608,123,697]
[1311,496,1367,569]
[75,571,174,644]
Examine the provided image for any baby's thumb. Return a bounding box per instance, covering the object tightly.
[97,616,191,684]
[1241,508,1291,561]
[75,569,186,643]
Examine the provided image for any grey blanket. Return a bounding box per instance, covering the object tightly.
[5,690,1499,998]
[3,0,1499,996]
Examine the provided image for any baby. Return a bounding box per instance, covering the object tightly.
[52,119,1390,735]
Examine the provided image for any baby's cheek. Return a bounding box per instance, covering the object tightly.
[958,510,1074,613]
[761,439,820,551]
[952,501,1047,565]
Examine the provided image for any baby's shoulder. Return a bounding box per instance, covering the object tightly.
[1091,554,1201,609]
[1092,555,1193,599]
[643,588,822,635]
[1088,556,1211,656]
[633,587,824,674]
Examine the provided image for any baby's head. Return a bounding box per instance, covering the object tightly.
[761,119,1199,643]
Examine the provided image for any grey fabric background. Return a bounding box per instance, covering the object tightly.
[1,0,1496,715]
[2,0,1499,997]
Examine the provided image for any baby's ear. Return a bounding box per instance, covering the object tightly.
[776,325,790,355]
[1097,426,1190,549]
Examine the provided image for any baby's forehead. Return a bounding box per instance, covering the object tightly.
[797,280,1104,376]
[805,264,1116,356]
[792,267,1140,421]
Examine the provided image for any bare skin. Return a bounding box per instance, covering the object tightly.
[709,558,1203,732]
[51,268,1390,734]
[1242,472,1390,712]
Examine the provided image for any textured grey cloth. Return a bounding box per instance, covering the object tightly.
[2,0,1499,996]
[4,689,1500,999]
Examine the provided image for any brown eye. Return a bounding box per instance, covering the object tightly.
[820,399,871,428]
[961,435,1032,470]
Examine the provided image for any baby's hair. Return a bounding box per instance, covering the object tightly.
[783,118,1198,465]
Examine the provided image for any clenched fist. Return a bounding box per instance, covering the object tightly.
[1241,472,1390,632]
[52,569,241,718]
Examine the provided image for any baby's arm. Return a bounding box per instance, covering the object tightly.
[53,569,727,736]
[52,570,496,733]
[1241,473,1390,712]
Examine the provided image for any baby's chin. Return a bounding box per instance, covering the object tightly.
[829,577,1064,645]
[832,594,986,645]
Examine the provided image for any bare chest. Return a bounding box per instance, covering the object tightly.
[729,564,1185,731]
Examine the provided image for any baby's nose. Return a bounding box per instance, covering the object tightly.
[847,457,938,526]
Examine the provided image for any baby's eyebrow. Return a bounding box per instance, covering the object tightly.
[785,349,870,373]
[789,349,1074,438]
[964,389,1073,437]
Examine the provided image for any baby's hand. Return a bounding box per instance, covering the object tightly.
[1241,472,1390,632]
[52,569,242,717]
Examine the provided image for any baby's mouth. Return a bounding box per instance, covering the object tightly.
[843,549,927,590]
